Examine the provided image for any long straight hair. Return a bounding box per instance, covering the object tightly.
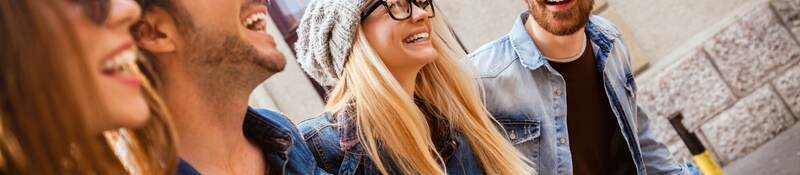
[0,0,177,174]
[324,14,536,175]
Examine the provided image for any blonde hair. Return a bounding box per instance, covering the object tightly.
[324,15,535,175]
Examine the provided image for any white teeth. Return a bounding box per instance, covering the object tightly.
[102,48,137,74]
[546,0,565,2]
[243,12,268,32]
[404,32,430,43]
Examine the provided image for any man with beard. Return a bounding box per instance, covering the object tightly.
[469,0,686,174]
[131,0,319,174]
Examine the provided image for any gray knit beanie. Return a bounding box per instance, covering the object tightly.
[294,0,372,87]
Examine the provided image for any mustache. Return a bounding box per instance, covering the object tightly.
[244,0,270,6]
[534,0,552,4]
[534,0,584,5]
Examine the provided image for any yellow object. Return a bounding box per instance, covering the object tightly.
[693,150,724,175]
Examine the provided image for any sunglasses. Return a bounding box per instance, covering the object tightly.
[72,0,112,25]
[360,0,435,21]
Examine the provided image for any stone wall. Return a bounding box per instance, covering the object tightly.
[638,0,800,165]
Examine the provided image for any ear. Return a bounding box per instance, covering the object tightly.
[133,7,178,54]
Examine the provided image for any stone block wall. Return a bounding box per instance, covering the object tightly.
[638,0,800,165]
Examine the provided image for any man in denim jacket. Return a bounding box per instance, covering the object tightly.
[469,0,686,174]
[132,0,320,174]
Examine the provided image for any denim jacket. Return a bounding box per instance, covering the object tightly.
[176,108,322,175]
[298,111,485,175]
[467,13,686,175]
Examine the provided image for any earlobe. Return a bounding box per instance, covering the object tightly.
[133,7,177,54]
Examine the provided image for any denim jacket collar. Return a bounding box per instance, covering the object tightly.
[334,99,461,174]
[335,105,459,160]
[176,107,313,175]
[243,108,294,175]
[510,12,620,72]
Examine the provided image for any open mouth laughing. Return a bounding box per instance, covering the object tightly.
[403,31,431,45]
[542,0,577,11]
[243,11,268,33]
[101,43,141,87]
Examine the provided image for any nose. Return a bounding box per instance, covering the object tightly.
[409,3,431,23]
[106,0,142,30]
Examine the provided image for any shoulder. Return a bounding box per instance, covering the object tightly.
[247,108,305,143]
[297,113,339,141]
[468,35,519,78]
[249,108,294,127]
[297,113,345,173]
[175,159,201,175]
[588,15,622,39]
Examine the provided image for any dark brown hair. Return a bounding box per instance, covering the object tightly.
[0,0,177,174]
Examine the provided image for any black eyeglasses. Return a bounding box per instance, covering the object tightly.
[72,0,112,25]
[360,0,435,21]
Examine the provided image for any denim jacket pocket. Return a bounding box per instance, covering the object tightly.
[497,118,543,164]
[497,119,542,145]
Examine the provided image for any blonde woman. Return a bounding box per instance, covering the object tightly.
[0,0,177,174]
[295,0,535,174]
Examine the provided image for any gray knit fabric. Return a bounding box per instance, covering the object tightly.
[294,0,371,87]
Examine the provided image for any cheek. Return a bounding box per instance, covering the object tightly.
[528,0,543,9]
[93,75,150,130]
[364,23,403,60]
[188,2,241,33]
[371,35,407,67]
[68,13,108,67]
[582,0,594,11]
[364,25,397,50]
[105,88,150,128]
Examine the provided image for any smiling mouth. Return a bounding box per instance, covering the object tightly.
[101,47,137,76]
[404,32,430,44]
[544,0,573,5]
[243,12,268,33]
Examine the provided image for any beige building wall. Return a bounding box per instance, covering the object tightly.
[248,17,324,123]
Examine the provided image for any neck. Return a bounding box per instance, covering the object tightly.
[526,15,587,61]
[389,67,420,97]
[156,55,264,173]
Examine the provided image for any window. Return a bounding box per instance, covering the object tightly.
[268,0,311,50]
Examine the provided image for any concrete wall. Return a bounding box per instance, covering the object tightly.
[436,0,528,52]
[248,17,324,123]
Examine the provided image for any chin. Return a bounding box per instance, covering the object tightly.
[112,99,151,129]
[422,49,440,63]
[425,53,440,63]
[406,45,439,61]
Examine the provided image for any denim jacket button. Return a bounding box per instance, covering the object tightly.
[559,137,566,144]
[509,131,517,140]
[554,89,562,96]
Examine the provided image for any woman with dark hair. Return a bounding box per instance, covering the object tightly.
[0,0,177,174]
